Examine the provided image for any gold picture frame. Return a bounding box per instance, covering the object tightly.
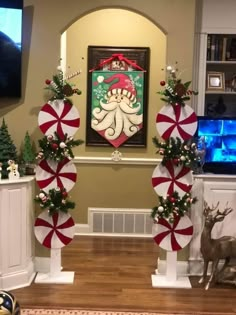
[206,72,225,91]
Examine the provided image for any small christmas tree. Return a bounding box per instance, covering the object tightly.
[23,131,35,163]
[0,118,18,178]
[22,131,36,175]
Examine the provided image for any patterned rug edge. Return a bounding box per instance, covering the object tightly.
[21,309,234,315]
[21,310,171,315]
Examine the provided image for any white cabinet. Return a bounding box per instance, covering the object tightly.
[0,177,36,290]
[189,174,236,275]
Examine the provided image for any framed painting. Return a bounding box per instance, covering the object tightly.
[86,46,150,147]
[206,72,225,91]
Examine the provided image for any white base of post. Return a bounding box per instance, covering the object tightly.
[34,248,74,284]
[35,271,74,284]
[151,251,192,289]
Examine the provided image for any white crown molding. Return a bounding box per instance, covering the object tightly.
[73,156,160,165]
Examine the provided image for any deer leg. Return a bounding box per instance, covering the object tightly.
[199,260,209,284]
[221,257,230,272]
[215,257,230,283]
[205,259,219,290]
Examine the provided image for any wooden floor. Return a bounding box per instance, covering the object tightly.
[13,236,236,315]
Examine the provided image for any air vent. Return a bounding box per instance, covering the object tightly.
[88,208,153,237]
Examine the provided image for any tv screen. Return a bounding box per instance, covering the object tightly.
[0,0,23,97]
[196,116,236,174]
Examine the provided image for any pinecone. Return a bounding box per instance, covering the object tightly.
[62,84,73,96]
[174,83,187,97]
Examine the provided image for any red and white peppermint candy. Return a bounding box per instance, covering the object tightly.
[153,215,193,251]
[34,210,75,249]
[38,100,80,139]
[156,104,197,141]
[152,160,193,197]
[36,158,77,193]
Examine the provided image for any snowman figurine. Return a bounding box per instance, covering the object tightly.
[7,160,20,180]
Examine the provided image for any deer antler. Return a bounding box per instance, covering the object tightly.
[214,203,233,222]
[203,201,219,217]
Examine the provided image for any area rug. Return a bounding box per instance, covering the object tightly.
[21,309,234,315]
[21,311,173,315]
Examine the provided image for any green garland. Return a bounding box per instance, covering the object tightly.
[45,67,82,104]
[152,136,199,168]
[158,62,198,106]
[35,187,75,216]
[36,132,84,162]
[151,191,197,223]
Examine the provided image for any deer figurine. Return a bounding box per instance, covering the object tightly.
[199,201,236,290]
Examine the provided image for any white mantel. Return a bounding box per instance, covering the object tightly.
[0,176,36,290]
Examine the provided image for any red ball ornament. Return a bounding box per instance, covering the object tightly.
[51,143,58,150]
[173,158,179,165]
[62,191,68,198]
[45,79,51,85]
[160,80,166,86]
[169,197,176,203]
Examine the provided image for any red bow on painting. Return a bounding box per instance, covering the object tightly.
[89,53,145,72]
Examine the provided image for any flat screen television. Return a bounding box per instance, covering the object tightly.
[0,0,23,97]
[196,116,236,174]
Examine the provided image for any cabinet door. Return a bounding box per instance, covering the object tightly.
[204,180,236,238]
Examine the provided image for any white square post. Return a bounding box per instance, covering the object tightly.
[35,248,74,284]
[151,251,192,288]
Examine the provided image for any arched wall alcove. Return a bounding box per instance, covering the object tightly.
[60,8,167,157]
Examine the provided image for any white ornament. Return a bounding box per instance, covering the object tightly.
[59,142,67,149]
[180,155,186,161]
[158,206,164,212]
[47,135,53,141]
[39,192,45,199]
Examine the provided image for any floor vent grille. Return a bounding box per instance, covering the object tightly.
[88,208,153,237]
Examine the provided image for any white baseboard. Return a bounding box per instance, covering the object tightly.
[74,223,90,235]
[0,261,35,290]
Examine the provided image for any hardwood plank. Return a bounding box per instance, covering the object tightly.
[12,236,236,314]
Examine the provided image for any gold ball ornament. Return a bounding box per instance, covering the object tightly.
[0,291,20,315]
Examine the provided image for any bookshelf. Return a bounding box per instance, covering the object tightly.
[202,34,236,117]
[207,34,236,62]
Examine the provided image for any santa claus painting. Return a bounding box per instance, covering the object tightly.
[91,71,144,147]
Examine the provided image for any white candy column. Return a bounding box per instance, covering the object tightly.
[151,100,197,288]
[34,75,81,284]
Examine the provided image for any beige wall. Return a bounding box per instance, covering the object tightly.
[65,8,166,157]
[0,0,196,258]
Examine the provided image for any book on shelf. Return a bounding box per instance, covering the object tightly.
[210,34,216,61]
[207,34,236,61]
[222,37,227,61]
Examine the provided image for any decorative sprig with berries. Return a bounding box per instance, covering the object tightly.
[45,66,82,104]
[36,132,84,162]
[35,187,75,216]
[158,62,198,107]
[151,191,197,223]
[152,136,199,168]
